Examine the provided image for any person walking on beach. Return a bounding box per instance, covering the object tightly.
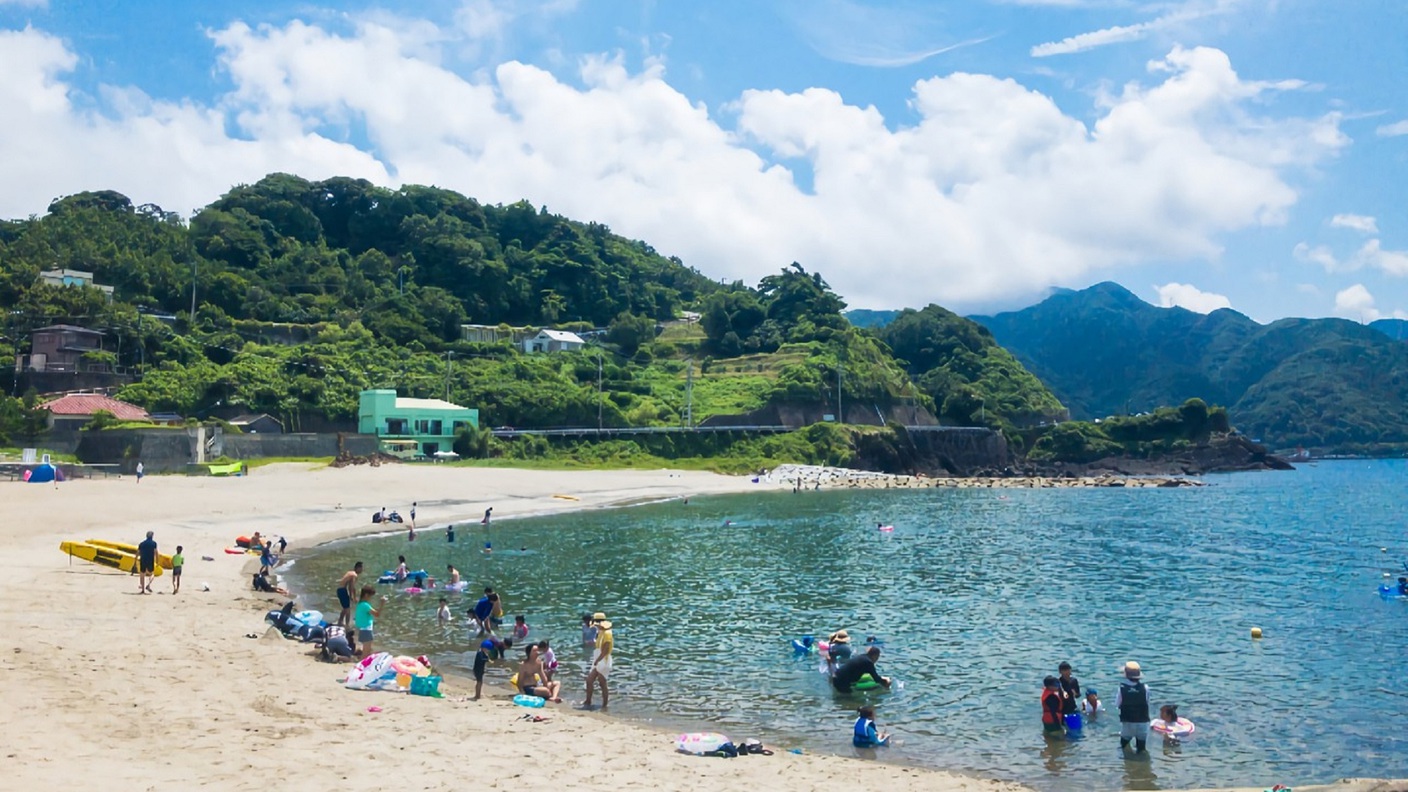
[136,531,157,594]
[335,561,363,627]
[583,613,614,710]
[482,507,493,526]
[410,502,417,528]
[135,461,144,483]
[1116,661,1151,753]
[170,545,184,594]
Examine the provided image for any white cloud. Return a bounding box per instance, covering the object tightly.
[1032,20,1157,57]
[1376,120,1408,137]
[1330,213,1378,234]
[0,22,1347,309]
[1330,284,1406,322]
[782,0,991,67]
[1294,239,1408,276]
[1155,282,1232,313]
[1294,242,1344,272]
[1357,239,1408,277]
[1032,0,1241,58]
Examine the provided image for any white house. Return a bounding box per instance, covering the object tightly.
[523,329,586,353]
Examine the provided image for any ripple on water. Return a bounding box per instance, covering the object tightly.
[286,461,1408,791]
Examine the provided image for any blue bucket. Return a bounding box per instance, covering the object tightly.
[1064,713,1083,731]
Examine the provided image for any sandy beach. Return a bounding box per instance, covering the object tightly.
[2,462,1402,792]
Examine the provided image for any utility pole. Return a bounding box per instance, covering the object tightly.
[685,360,694,428]
[445,351,453,402]
[836,362,844,424]
[597,351,603,431]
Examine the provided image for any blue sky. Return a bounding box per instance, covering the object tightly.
[2,0,1406,322]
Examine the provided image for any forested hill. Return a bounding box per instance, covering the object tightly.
[0,174,1061,445]
[973,282,1408,450]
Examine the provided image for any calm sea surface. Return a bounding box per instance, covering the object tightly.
[285,460,1408,791]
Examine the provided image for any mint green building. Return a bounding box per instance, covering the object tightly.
[357,389,479,457]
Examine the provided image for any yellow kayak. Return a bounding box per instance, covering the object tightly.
[60,541,164,576]
[86,539,174,570]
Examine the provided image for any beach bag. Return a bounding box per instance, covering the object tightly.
[409,675,442,697]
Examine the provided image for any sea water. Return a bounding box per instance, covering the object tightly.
[286,460,1408,791]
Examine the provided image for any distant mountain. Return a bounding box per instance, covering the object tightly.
[845,309,903,329]
[1370,318,1408,341]
[973,282,1408,449]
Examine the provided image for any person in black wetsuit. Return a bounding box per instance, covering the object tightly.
[831,647,891,693]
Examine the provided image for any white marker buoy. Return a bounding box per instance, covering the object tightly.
[1250,627,1263,639]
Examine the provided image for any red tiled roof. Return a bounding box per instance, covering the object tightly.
[40,394,150,420]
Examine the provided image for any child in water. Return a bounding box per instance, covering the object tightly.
[1081,688,1105,719]
[436,597,451,625]
[852,705,890,748]
[512,615,530,642]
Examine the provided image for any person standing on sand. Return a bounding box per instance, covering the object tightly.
[335,562,363,627]
[1116,661,1151,754]
[583,613,614,710]
[136,531,157,594]
[354,585,388,658]
[135,461,144,483]
[410,502,417,528]
[170,546,184,594]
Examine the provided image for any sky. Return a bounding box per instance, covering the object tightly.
[1,0,1406,323]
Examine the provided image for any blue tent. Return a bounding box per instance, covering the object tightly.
[26,463,60,484]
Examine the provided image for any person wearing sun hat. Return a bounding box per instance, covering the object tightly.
[1115,661,1151,753]
[824,630,853,676]
[583,612,614,710]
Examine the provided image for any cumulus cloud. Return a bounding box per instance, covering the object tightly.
[1330,284,1405,322]
[0,19,1346,309]
[1330,213,1378,234]
[1155,282,1232,313]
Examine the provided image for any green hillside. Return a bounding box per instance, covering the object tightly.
[874,305,1066,440]
[974,282,1408,450]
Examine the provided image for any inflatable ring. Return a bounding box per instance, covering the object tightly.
[852,677,881,691]
[513,694,546,708]
[1150,717,1196,739]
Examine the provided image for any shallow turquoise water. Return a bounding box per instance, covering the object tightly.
[286,460,1408,791]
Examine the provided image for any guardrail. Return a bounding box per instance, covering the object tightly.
[489,424,994,438]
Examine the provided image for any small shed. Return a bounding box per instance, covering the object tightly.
[229,413,283,434]
[523,329,585,354]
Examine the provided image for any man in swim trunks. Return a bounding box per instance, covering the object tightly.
[136,531,158,594]
[517,644,562,702]
[335,561,363,627]
[832,647,890,693]
[583,613,613,710]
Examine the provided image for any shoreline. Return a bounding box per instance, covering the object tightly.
[3,462,1398,792]
[2,463,1034,792]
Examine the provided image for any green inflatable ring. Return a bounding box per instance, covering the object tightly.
[852,676,881,691]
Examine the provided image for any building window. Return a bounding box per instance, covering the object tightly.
[430,420,443,435]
